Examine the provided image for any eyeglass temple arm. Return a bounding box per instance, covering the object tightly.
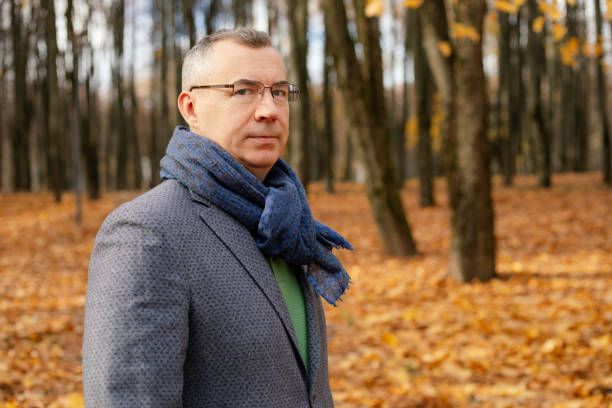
[189,84,233,92]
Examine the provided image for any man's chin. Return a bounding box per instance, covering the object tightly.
[239,155,281,179]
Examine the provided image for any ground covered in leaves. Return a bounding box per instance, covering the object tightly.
[0,173,610,407]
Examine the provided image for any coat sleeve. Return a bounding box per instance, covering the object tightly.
[82,205,190,407]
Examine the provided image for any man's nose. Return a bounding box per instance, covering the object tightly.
[254,90,279,122]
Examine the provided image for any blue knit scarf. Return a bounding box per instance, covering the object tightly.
[160,126,352,305]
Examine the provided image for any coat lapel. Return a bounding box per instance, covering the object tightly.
[196,200,306,374]
[300,268,323,395]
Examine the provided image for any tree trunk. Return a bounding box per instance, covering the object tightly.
[111,0,128,190]
[181,0,197,48]
[324,0,417,256]
[43,0,62,202]
[389,9,403,188]
[323,29,334,193]
[413,9,434,207]
[150,0,169,187]
[66,0,83,220]
[401,7,411,184]
[563,2,581,172]
[84,43,100,199]
[232,0,253,27]
[574,3,589,172]
[171,0,186,128]
[595,0,611,184]
[10,0,30,190]
[0,22,13,192]
[267,0,279,40]
[421,0,496,282]
[526,0,550,187]
[129,1,143,189]
[205,0,220,35]
[498,10,514,186]
[288,0,311,187]
[509,12,523,176]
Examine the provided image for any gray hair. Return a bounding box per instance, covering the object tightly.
[181,27,272,91]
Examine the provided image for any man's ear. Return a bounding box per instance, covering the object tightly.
[178,91,197,127]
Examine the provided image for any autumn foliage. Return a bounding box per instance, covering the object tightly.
[1,173,611,407]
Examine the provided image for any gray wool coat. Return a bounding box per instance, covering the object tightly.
[82,179,334,407]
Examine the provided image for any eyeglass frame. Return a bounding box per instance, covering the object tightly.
[188,79,301,103]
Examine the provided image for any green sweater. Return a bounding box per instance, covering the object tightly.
[266,257,309,370]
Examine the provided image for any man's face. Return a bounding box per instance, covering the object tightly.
[183,40,289,180]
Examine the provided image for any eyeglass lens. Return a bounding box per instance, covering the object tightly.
[233,80,299,103]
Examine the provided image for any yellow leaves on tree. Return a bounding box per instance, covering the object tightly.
[539,0,562,21]
[494,0,526,14]
[451,22,480,42]
[581,43,603,58]
[552,23,567,41]
[437,41,452,57]
[607,0,612,20]
[403,0,423,9]
[532,16,545,33]
[560,37,580,67]
[405,116,419,150]
[364,0,384,18]
[514,0,527,8]
[405,94,442,153]
[495,0,518,14]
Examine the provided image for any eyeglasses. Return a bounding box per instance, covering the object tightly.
[189,79,301,104]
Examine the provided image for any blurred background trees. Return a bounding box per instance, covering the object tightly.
[0,0,611,278]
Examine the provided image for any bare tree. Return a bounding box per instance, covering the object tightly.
[171,0,185,127]
[83,38,100,199]
[412,8,434,207]
[181,0,197,48]
[231,0,253,26]
[497,9,514,186]
[594,0,611,184]
[0,6,13,192]
[526,0,550,187]
[128,1,143,189]
[10,0,31,190]
[420,0,496,282]
[266,0,279,39]
[204,0,221,35]
[288,0,311,187]
[322,26,334,193]
[324,0,418,256]
[109,0,128,189]
[42,0,62,202]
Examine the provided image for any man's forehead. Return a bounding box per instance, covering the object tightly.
[205,40,286,80]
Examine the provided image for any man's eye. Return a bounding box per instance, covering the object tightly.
[234,87,255,96]
[272,88,288,98]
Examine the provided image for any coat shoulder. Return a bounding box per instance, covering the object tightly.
[102,179,199,229]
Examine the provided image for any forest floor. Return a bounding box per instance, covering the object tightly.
[0,173,610,408]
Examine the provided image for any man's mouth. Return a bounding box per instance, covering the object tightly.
[248,135,278,143]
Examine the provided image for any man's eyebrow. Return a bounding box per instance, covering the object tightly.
[234,78,290,85]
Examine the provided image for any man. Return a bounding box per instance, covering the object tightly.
[82,27,352,407]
